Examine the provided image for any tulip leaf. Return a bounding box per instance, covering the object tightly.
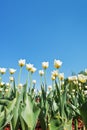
[21,94,40,129]
[49,118,72,130]
[80,101,87,128]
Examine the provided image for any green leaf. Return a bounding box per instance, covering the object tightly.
[21,94,40,129]
[49,119,72,130]
[80,101,87,128]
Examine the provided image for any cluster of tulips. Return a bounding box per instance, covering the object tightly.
[0,59,87,130]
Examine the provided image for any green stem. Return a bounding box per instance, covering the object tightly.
[75,119,78,130]
[44,69,47,91]
[18,67,22,86]
[0,73,2,83]
[40,76,42,87]
[52,80,54,90]
[29,72,32,92]
[26,72,30,91]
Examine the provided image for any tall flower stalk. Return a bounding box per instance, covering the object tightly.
[0,58,86,130]
[18,59,25,86]
[0,68,6,83]
[44,69,47,91]
[39,70,44,87]
[18,67,22,86]
[26,63,36,92]
[29,71,32,91]
[42,61,49,92]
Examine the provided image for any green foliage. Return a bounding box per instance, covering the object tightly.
[0,67,87,130]
[80,101,87,128]
[0,83,40,130]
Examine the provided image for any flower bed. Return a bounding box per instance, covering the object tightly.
[0,59,87,130]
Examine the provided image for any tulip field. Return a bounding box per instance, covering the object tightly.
[0,59,87,130]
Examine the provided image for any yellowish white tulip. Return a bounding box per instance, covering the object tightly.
[0,68,6,74]
[79,86,82,90]
[39,70,44,76]
[9,76,14,82]
[78,74,87,83]
[51,75,56,80]
[72,89,75,92]
[84,90,87,95]
[51,70,58,78]
[48,85,52,91]
[9,68,16,75]
[18,59,26,67]
[54,59,62,69]
[26,63,33,71]
[18,83,23,89]
[32,80,36,84]
[30,67,37,73]
[26,63,36,73]
[61,81,64,85]
[0,82,5,86]
[85,86,87,89]
[68,76,77,81]
[58,73,64,80]
[73,80,78,85]
[42,62,49,69]
[6,82,10,87]
[5,89,9,92]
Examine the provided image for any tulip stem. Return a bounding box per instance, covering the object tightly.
[0,74,2,83]
[18,67,22,86]
[40,76,42,87]
[52,80,54,90]
[44,69,47,91]
[29,72,32,92]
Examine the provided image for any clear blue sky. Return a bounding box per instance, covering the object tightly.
[0,0,87,86]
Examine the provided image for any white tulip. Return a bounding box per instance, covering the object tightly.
[85,86,87,89]
[46,91,49,95]
[34,89,36,93]
[51,70,58,77]
[78,74,87,83]
[54,59,62,69]
[68,76,77,81]
[39,70,44,76]
[30,67,37,73]
[79,83,81,87]
[18,83,23,89]
[9,76,14,82]
[48,85,52,91]
[32,80,36,84]
[84,90,87,95]
[6,82,10,87]
[79,86,82,90]
[51,75,56,80]
[0,68,6,74]
[72,89,75,92]
[9,68,16,74]
[73,80,78,85]
[18,59,26,67]
[0,82,5,86]
[42,62,49,69]
[5,89,9,92]
[58,73,64,80]
[26,63,33,71]
[61,81,64,85]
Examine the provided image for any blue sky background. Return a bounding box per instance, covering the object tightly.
[0,0,87,87]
